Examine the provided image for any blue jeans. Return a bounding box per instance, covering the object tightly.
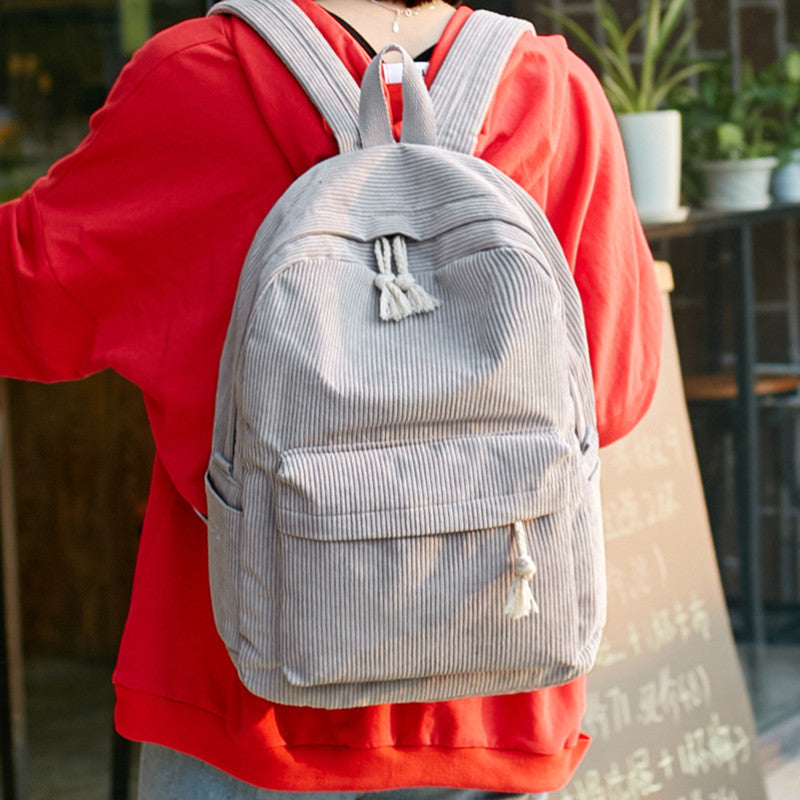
[137,744,549,800]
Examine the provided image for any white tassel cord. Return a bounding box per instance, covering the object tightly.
[391,236,441,314]
[503,521,539,620]
[373,235,440,321]
[374,237,413,321]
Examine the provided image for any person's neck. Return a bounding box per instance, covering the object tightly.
[314,0,456,59]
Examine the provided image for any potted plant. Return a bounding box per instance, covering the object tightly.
[760,50,800,203]
[539,0,710,224]
[675,59,779,211]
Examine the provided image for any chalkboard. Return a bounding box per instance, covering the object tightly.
[557,264,768,800]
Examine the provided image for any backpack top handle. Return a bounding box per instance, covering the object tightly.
[359,44,436,148]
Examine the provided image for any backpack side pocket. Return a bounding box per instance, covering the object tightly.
[206,453,244,655]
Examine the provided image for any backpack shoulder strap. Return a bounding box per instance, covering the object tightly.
[209,0,362,153]
[208,0,532,157]
[429,9,534,155]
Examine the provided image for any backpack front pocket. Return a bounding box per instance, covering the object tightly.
[275,429,590,689]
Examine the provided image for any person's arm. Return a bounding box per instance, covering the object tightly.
[0,189,99,381]
[0,15,291,391]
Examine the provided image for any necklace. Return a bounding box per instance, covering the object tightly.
[368,0,439,33]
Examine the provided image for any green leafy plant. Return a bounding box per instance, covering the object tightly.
[673,58,779,161]
[539,0,710,113]
[758,50,800,160]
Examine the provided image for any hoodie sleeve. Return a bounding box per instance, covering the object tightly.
[0,188,98,381]
[0,15,294,391]
[548,50,662,447]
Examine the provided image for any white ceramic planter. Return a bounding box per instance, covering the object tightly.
[697,157,778,211]
[772,149,800,203]
[617,109,687,224]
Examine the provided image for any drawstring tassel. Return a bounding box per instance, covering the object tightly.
[374,238,413,321]
[373,235,440,321]
[391,236,441,315]
[504,521,539,620]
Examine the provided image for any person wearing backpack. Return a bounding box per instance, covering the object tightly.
[0,0,662,798]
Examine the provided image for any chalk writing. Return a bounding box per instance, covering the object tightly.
[601,424,684,477]
[676,790,740,800]
[657,748,675,780]
[585,666,712,741]
[557,714,752,800]
[603,481,682,541]
[637,665,712,726]
[584,686,633,741]
[558,747,663,800]
[677,713,751,777]
[607,545,669,607]
[596,595,713,668]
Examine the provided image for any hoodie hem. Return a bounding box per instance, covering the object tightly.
[115,685,590,793]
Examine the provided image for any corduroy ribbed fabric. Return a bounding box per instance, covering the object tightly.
[204,0,605,710]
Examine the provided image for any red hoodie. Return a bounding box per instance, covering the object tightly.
[0,0,661,792]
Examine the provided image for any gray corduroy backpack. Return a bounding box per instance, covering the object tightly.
[205,0,605,709]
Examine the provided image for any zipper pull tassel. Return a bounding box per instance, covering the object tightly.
[504,521,539,620]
